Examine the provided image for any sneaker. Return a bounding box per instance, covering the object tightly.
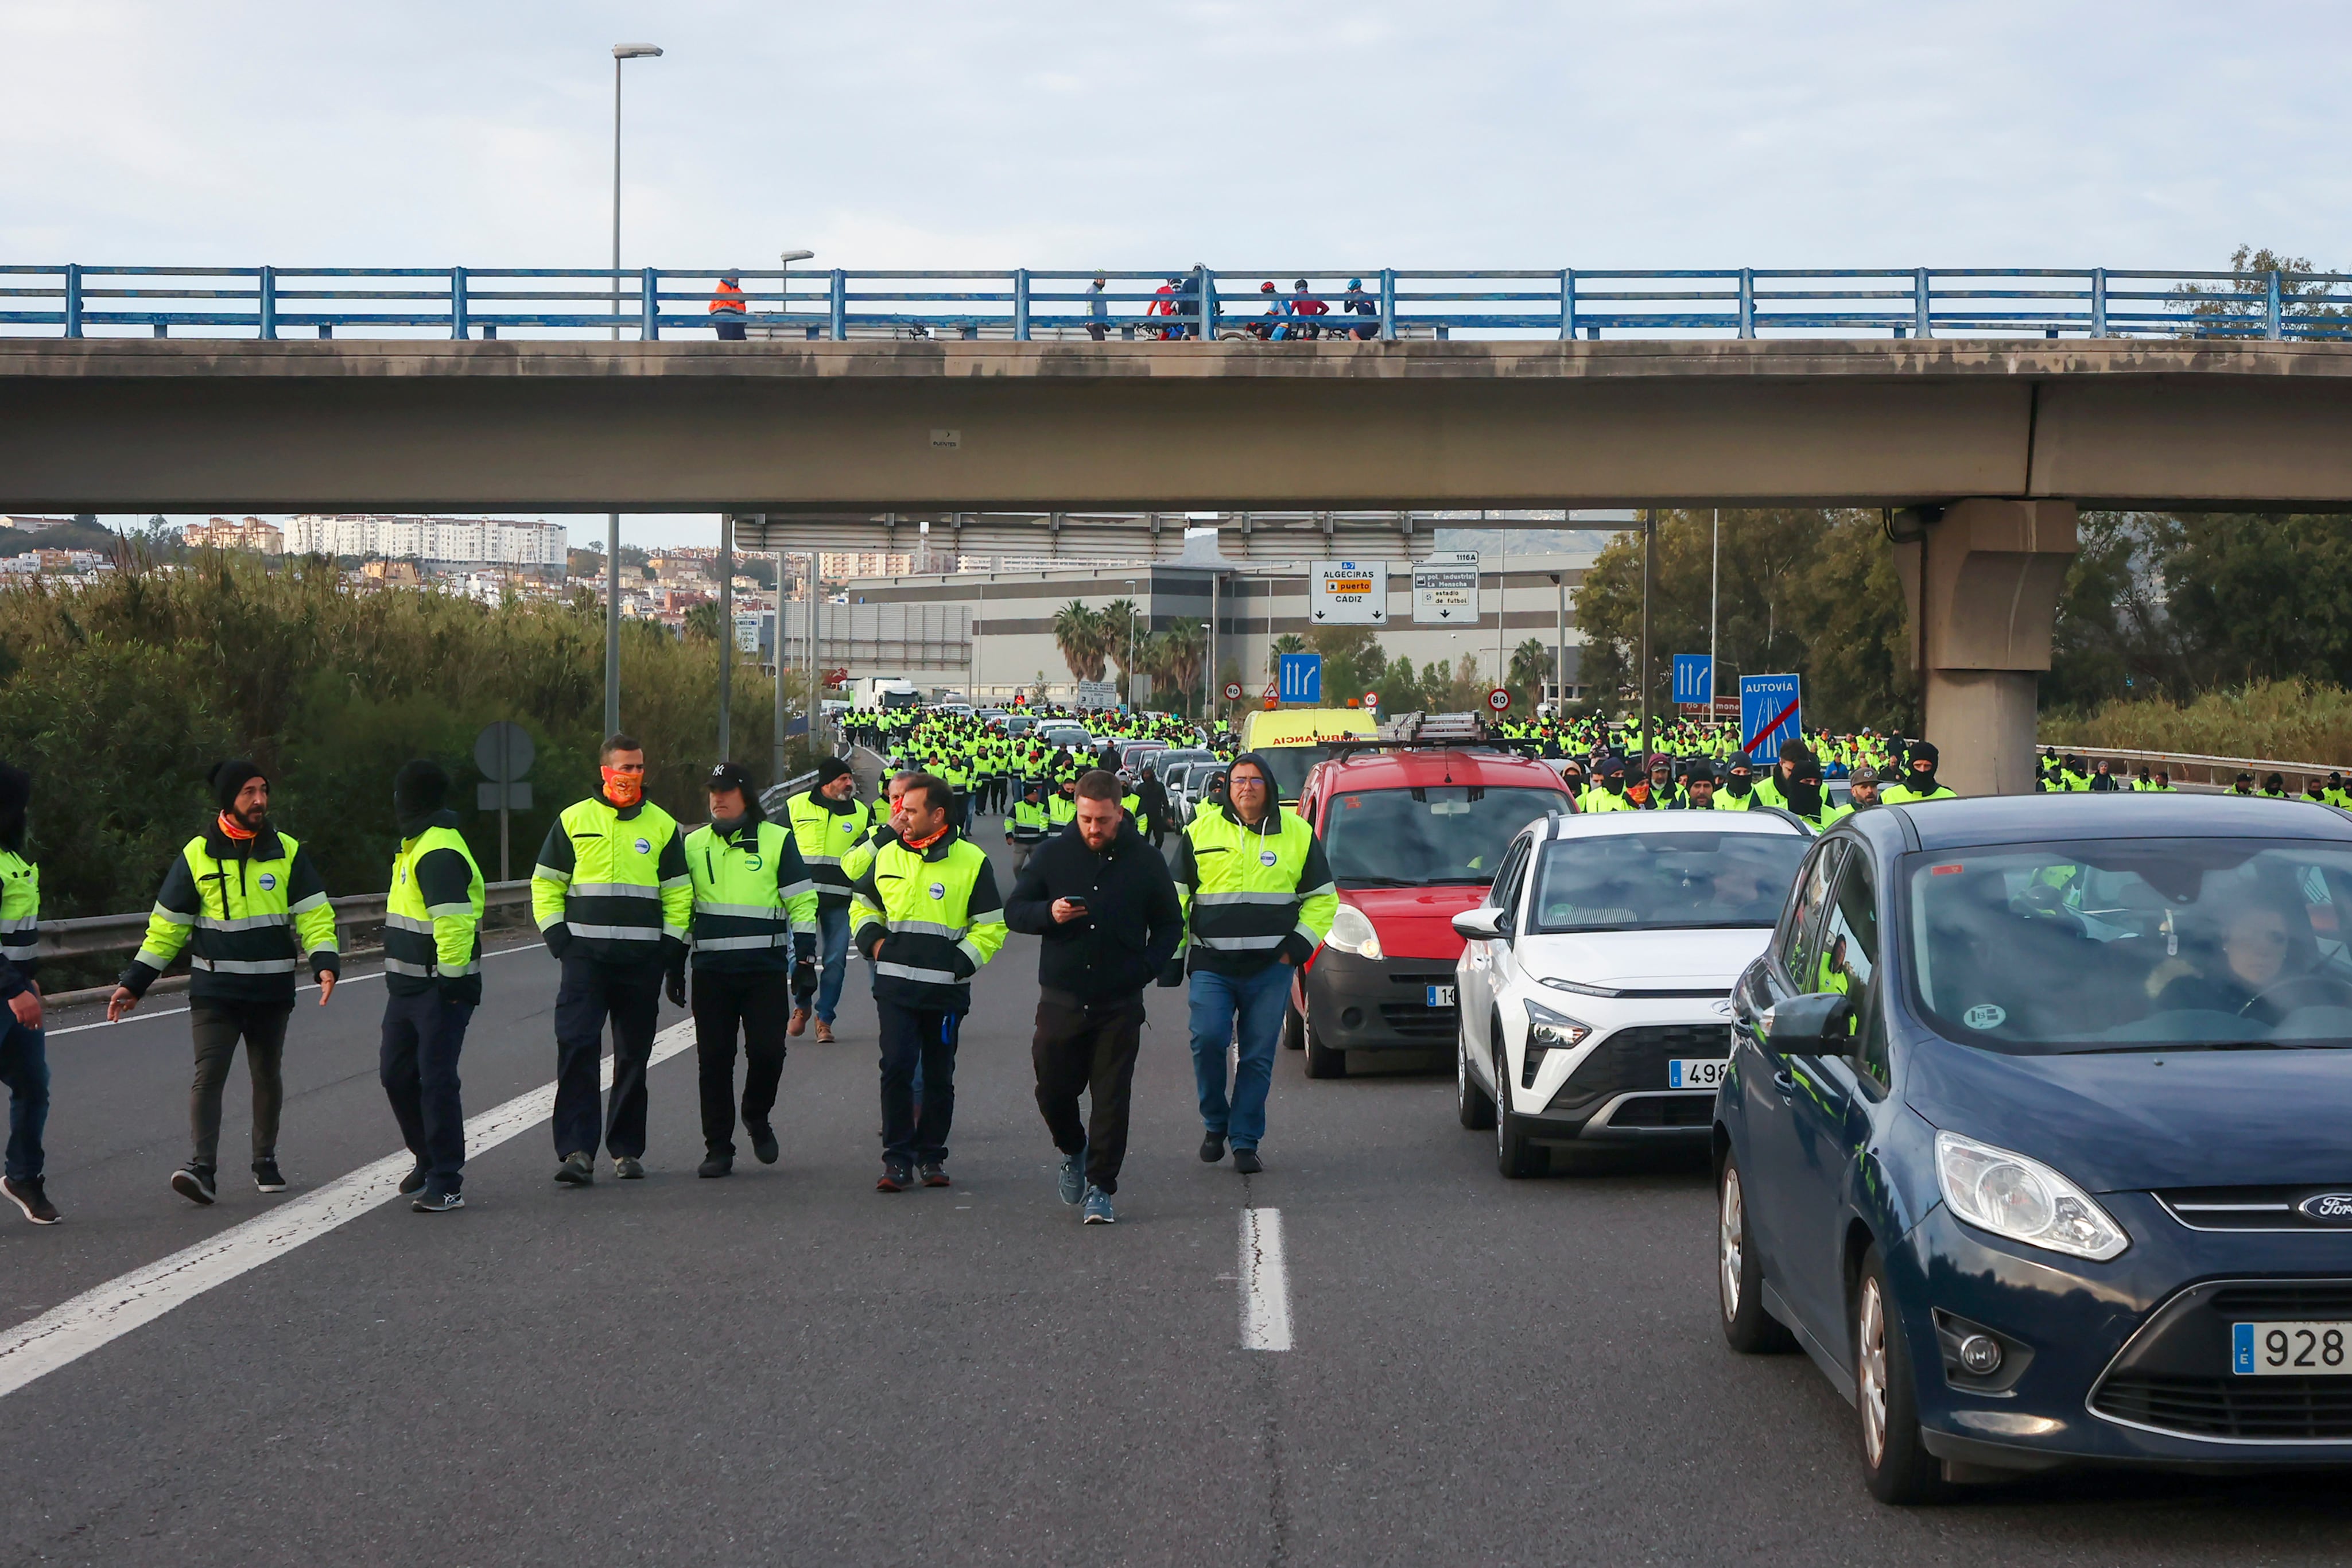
[788,1007,810,1038]
[554,1151,594,1186]
[747,1121,780,1165]
[919,1162,950,1188]
[1058,1147,1086,1206]
[814,1020,836,1044]
[1199,1131,1227,1164]
[397,1165,429,1197]
[253,1159,288,1193]
[876,1162,913,1193]
[613,1156,645,1180]
[698,1154,732,1178]
[1082,1186,1116,1225]
[412,1189,464,1213]
[1232,1148,1264,1175]
[2,1175,59,1225]
[171,1164,217,1206]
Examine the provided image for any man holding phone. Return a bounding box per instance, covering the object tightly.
[1004,770,1182,1224]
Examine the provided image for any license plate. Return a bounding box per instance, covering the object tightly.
[1668,1058,1729,1089]
[1426,984,1456,1008]
[2234,1321,2352,1375]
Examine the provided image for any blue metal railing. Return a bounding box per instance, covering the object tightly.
[3,264,2348,344]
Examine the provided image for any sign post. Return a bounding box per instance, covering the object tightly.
[1738,674,1804,758]
[1486,687,1512,715]
[472,721,536,882]
[1411,552,1479,624]
[1311,561,1388,626]
[1278,653,1323,704]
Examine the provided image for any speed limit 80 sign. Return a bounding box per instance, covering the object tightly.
[1224,682,1244,701]
[1486,688,1512,713]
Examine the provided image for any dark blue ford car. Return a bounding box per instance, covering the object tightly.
[1717,794,2352,1503]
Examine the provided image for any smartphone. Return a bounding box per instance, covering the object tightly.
[1065,896,1089,913]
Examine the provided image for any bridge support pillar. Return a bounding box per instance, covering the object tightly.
[1894,499,2077,797]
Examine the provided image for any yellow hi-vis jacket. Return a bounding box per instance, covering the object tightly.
[530,794,692,964]
[123,820,339,1004]
[1172,800,1337,976]
[848,828,1004,1014]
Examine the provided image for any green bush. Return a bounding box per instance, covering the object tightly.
[0,553,814,917]
[2040,680,2352,770]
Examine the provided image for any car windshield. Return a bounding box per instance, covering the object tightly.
[1324,786,1566,888]
[1253,746,1334,800]
[1905,838,2352,1054]
[1530,832,1808,932]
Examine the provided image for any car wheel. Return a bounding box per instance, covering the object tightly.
[1717,1154,1795,1354]
[1457,1024,1496,1130]
[1493,1029,1543,1178]
[1854,1245,1951,1505]
[1302,994,1348,1079]
[1280,996,1303,1052]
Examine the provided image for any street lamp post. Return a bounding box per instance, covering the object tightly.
[604,42,661,738]
[1124,577,1138,709]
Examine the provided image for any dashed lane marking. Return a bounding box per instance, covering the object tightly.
[0,1018,697,1401]
[1240,1206,1293,1352]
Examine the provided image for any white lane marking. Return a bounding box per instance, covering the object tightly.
[44,942,543,1037]
[0,1018,696,1400]
[1240,1206,1293,1352]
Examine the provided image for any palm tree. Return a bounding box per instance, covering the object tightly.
[1101,597,1142,698]
[1508,637,1553,708]
[1051,601,1107,683]
[1140,622,1206,714]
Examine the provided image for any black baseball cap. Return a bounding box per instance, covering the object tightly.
[707,762,756,794]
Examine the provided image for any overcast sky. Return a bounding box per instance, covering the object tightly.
[7,0,2344,548]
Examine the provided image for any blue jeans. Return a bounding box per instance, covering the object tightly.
[1187,964,1293,1152]
[0,1012,48,1183]
[815,903,852,1023]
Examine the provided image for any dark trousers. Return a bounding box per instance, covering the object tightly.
[1032,988,1145,1195]
[693,967,792,1156]
[553,956,663,1161]
[877,998,959,1166]
[189,999,291,1168]
[379,989,472,1193]
[714,317,747,340]
[0,1014,47,1183]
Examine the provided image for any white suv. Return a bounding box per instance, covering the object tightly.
[1451,810,1812,1176]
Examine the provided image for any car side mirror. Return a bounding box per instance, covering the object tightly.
[1452,906,1504,941]
[1761,991,1854,1055]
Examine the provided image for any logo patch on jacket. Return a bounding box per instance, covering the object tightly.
[259,871,278,891]
[634,838,651,854]
[928,882,946,899]
[1259,849,1278,867]
[745,856,763,871]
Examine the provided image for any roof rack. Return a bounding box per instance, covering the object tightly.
[1319,711,1510,759]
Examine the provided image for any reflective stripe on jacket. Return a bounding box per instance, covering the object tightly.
[848,829,1005,1013]
[530,794,691,962]
[385,815,484,1004]
[683,817,817,971]
[1008,801,1050,844]
[1172,801,1336,976]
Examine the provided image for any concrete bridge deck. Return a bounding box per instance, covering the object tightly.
[5,337,2351,515]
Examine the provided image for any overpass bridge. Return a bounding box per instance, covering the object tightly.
[6,259,2352,795]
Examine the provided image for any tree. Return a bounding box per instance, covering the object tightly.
[1507,638,1552,712]
[1051,601,1108,682]
[1100,597,1143,699]
[1304,625,1386,708]
[2170,246,2350,337]
[1139,620,1206,715]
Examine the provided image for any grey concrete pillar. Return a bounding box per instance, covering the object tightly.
[1891,499,2078,797]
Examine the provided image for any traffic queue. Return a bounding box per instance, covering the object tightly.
[10,694,2352,1506]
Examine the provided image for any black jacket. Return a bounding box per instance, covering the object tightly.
[1005,819,1183,1000]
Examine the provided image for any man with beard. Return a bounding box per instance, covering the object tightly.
[1821,764,1883,827]
[111,759,340,1204]
[0,762,56,1225]
[1882,741,1959,804]
[1669,761,1720,810]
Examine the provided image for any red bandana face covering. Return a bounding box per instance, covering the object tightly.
[601,767,644,808]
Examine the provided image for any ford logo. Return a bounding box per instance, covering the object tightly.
[2297,1193,2352,1224]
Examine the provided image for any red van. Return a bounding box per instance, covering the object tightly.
[1286,741,1574,1077]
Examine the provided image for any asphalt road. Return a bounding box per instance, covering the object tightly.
[8,831,2352,1566]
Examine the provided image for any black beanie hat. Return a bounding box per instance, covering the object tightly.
[814,757,853,787]
[210,758,266,813]
[0,760,28,853]
[393,759,450,818]
[1909,740,1941,766]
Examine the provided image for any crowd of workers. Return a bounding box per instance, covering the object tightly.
[2,700,2343,1233]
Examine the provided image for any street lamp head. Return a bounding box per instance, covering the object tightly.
[779,249,816,264]
[612,42,663,58]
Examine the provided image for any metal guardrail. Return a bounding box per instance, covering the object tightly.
[758,768,820,818]
[2043,744,2346,788]
[38,880,534,961]
[5,265,2350,344]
